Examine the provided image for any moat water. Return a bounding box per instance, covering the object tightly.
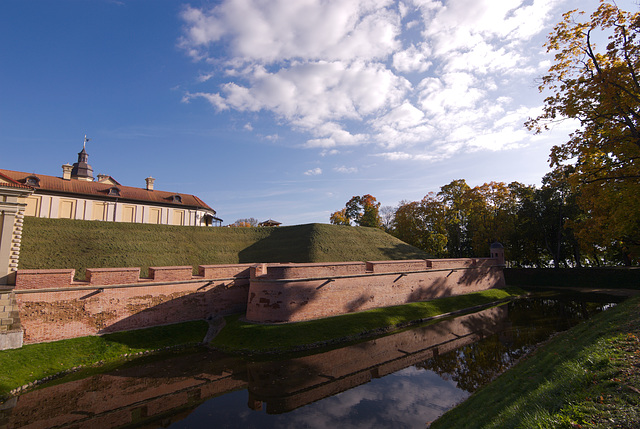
[2,293,621,429]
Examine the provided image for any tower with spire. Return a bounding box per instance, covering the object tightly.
[70,135,94,181]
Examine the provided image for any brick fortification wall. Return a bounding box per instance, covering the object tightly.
[246,258,505,323]
[13,257,505,343]
[14,264,252,344]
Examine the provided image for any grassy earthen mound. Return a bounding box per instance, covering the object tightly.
[20,218,429,279]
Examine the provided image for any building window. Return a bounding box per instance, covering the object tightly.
[25,176,40,187]
[108,187,121,196]
[172,195,182,203]
[58,200,75,219]
[149,207,162,224]
[122,205,136,222]
[173,209,185,225]
[93,202,107,221]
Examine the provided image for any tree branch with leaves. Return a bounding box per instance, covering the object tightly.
[526,1,640,265]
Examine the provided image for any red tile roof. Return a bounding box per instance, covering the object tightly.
[0,171,33,190]
[0,169,215,213]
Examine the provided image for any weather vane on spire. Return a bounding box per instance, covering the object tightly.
[83,134,91,150]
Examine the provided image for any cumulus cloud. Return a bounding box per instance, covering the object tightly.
[196,72,215,83]
[376,151,439,161]
[180,0,400,63]
[392,43,431,72]
[179,0,569,161]
[304,167,323,176]
[334,166,358,173]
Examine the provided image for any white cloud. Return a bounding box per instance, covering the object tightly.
[306,138,337,149]
[182,91,227,110]
[418,0,558,55]
[180,0,569,162]
[418,73,485,114]
[321,149,340,156]
[376,151,441,161]
[444,42,524,75]
[334,166,358,173]
[392,43,431,72]
[377,102,425,129]
[180,0,400,64]
[191,61,411,137]
[467,128,530,151]
[304,167,323,176]
[197,72,215,83]
[243,122,253,131]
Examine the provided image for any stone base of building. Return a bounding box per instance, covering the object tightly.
[0,289,22,350]
[0,328,23,350]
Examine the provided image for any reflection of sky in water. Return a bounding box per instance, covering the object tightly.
[168,366,469,428]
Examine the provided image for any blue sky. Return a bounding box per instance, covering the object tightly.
[1,0,632,225]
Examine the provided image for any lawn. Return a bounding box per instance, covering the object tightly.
[20,218,430,279]
[431,296,640,428]
[0,321,208,398]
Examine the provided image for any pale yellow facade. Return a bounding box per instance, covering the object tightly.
[0,176,218,227]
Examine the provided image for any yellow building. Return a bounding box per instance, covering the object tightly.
[0,144,221,227]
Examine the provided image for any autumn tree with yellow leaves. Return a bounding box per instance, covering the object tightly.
[330,194,382,228]
[527,1,640,265]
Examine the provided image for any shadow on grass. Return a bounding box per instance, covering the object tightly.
[379,242,431,260]
[239,224,315,263]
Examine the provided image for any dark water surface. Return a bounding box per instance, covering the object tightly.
[3,293,621,429]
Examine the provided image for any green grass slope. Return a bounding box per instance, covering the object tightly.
[431,296,640,428]
[20,218,430,279]
[307,223,430,261]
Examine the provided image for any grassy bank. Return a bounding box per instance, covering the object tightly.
[0,321,208,398]
[431,296,640,428]
[210,287,525,355]
[20,218,430,279]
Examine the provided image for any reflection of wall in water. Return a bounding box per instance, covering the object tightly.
[1,352,248,429]
[247,305,509,414]
[1,307,508,426]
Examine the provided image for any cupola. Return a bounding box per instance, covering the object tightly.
[71,136,94,181]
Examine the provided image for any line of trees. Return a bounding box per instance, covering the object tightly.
[229,218,259,227]
[332,170,635,267]
[391,174,592,268]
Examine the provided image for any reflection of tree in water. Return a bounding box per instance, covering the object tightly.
[415,296,617,393]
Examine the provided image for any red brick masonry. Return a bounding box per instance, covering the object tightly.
[13,258,504,343]
[246,258,505,323]
[14,264,253,344]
